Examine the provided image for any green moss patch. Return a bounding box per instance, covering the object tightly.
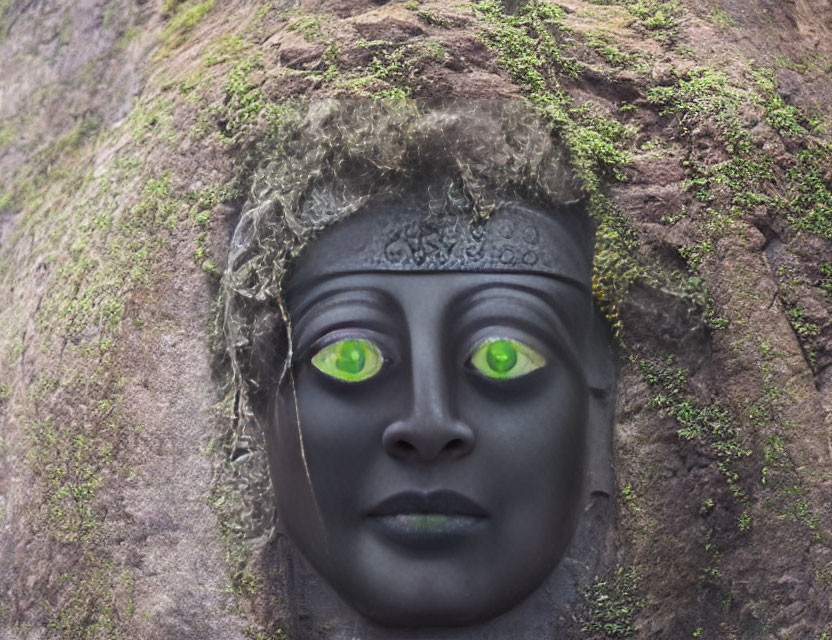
[581,566,642,638]
[785,145,832,241]
[586,0,681,42]
[159,0,216,54]
[640,356,751,496]
[474,0,642,336]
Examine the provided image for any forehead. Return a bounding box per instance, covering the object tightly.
[285,196,594,297]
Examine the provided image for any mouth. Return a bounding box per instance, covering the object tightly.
[366,490,488,550]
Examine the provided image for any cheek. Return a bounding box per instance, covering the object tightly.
[532,376,588,489]
[454,374,588,584]
[287,371,403,506]
[464,372,588,509]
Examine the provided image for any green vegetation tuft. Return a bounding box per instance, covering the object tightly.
[567,106,634,189]
[701,527,722,583]
[709,4,734,28]
[0,0,12,39]
[160,0,216,53]
[46,565,133,639]
[583,32,635,67]
[581,566,642,637]
[679,240,714,269]
[0,122,14,152]
[641,356,751,494]
[752,69,818,136]
[416,9,450,27]
[283,10,325,42]
[221,54,266,137]
[255,2,274,20]
[204,34,251,67]
[648,68,751,154]
[785,307,820,367]
[587,0,680,40]
[818,263,832,295]
[620,482,641,513]
[646,63,832,296]
[189,184,239,276]
[475,0,577,88]
[786,308,820,339]
[626,0,680,34]
[474,0,641,336]
[27,414,108,543]
[785,144,832,240]
[128,98,174,142]
[36,168,185,342]
[737,510,752,532]
[338,39,445,98]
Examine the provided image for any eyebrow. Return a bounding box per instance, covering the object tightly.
[452,281,589,366]
[288,286,398,326]
[455,280,588,323]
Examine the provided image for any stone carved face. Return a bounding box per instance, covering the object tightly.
[264,199,595,628]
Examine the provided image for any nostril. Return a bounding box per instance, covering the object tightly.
[382,419,475,461]
[393,439,417,455]
[445,438,467,455]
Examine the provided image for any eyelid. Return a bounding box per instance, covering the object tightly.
[467,335,519,355]
[462,327,550,362]
[466,335,547,357]
[295,326,392,363]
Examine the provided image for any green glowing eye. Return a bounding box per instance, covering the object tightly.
[469,338,545,380]
[311,339,384,382]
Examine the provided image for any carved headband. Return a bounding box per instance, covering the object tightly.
[287,199,595,292]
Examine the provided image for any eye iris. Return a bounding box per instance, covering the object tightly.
[486,340,518,373]
[335,340,366,374]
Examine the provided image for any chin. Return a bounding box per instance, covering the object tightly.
[322,551,559,630]
[344,587,518,629]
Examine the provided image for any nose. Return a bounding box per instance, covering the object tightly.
[382,413,475,462]
[382,351,475,463]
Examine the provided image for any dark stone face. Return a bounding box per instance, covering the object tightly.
[265,204,595,628]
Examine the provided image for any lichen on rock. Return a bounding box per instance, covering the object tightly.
[0,0,830,638]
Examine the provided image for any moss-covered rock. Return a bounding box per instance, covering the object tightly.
[0,0,830,638]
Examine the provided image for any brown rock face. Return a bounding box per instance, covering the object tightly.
[1,0,830,638]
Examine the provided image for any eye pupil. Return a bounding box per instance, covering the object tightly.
[335,340,366,374]
[486,340,518,373]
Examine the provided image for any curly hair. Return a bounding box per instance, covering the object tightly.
[221,99,582,534]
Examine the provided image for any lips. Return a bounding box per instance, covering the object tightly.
[368,490,488,518]
[367,491,488,550]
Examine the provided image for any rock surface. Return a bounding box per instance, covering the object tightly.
[0,0,830,638]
